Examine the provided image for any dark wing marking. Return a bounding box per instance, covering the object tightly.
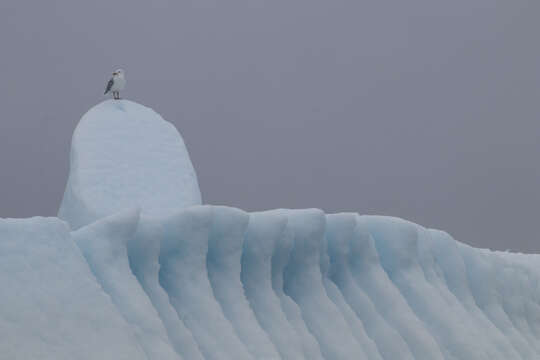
[104,78,114,94]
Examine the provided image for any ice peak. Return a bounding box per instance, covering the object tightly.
[58,100,201,229]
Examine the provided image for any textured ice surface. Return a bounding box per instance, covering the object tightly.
[0,217,146,360]
[13,208,539,360]
[129,213,204,360]
[58,100,201,229]
[158,206,252,360]
[242,211,307,360]
[283,209,366,359]
[5,100,540,359]
[72,209,181,360]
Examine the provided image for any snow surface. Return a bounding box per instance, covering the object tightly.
[4,100,540,359]
[59,100,201,229]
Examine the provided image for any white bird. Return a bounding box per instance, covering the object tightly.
[104,69,126,100]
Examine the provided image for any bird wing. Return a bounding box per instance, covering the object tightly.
[104,78,114,94]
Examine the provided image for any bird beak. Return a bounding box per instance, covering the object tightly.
[112,72,117,75]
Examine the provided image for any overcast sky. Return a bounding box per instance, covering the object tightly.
[1,0,539,251]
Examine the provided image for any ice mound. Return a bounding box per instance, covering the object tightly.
[4,100,540,359]
[59,100,201,229]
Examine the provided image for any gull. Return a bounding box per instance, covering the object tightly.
[104,69,126,100]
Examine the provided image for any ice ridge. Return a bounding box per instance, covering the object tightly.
[3,100,540,359]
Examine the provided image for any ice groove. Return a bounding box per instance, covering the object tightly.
[64,206,540,359]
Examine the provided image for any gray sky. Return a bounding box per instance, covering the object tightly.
[1,0,539,251]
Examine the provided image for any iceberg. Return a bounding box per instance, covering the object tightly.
[3,99,540,359]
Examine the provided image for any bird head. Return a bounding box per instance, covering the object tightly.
[112,69,125,77]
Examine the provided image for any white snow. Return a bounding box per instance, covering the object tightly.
[59,100,201,229]
[5,100,540,359]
